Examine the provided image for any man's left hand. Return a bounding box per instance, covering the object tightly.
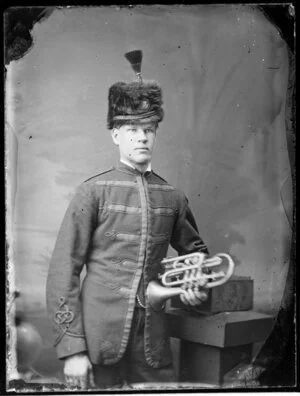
[180,278,208,306]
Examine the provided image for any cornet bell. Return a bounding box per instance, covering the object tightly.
[146,281,182,311]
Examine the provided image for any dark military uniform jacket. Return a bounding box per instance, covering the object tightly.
[46,161,208,368]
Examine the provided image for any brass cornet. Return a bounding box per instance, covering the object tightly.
[146,252,235,310]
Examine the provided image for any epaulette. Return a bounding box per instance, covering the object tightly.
[83,167,114,183]
[152,171,168,184]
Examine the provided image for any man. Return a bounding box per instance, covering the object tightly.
[46,50,209,389]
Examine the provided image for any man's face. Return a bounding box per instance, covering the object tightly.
[111,122,157,168]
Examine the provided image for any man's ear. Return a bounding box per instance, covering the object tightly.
[111,128,119,146]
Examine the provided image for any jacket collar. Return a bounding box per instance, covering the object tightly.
[116,160,152,177]
[120,158,152,172]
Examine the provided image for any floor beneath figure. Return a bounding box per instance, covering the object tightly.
[8,366,264,392]
[8,313,266,391]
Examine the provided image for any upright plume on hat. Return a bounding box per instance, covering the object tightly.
[125,50,143,82]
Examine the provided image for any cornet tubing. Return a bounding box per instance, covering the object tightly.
[161,252,206,264]
[206,253,235,288]
[160,253,235,288]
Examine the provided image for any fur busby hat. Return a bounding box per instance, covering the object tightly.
[107,50,164,129]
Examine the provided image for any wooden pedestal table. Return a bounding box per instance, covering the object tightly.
[166,308,275,386]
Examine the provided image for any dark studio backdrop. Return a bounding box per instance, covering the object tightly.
[5,4,295,389]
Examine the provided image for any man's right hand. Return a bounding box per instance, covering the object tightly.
[64,352,95,389]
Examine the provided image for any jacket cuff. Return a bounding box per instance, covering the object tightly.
[56,334,87,360]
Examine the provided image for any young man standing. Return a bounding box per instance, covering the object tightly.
[46,51,209,389]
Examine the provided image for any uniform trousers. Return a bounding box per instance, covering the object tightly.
[92,306,176,388]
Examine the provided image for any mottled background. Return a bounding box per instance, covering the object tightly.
[5,5,294,385]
